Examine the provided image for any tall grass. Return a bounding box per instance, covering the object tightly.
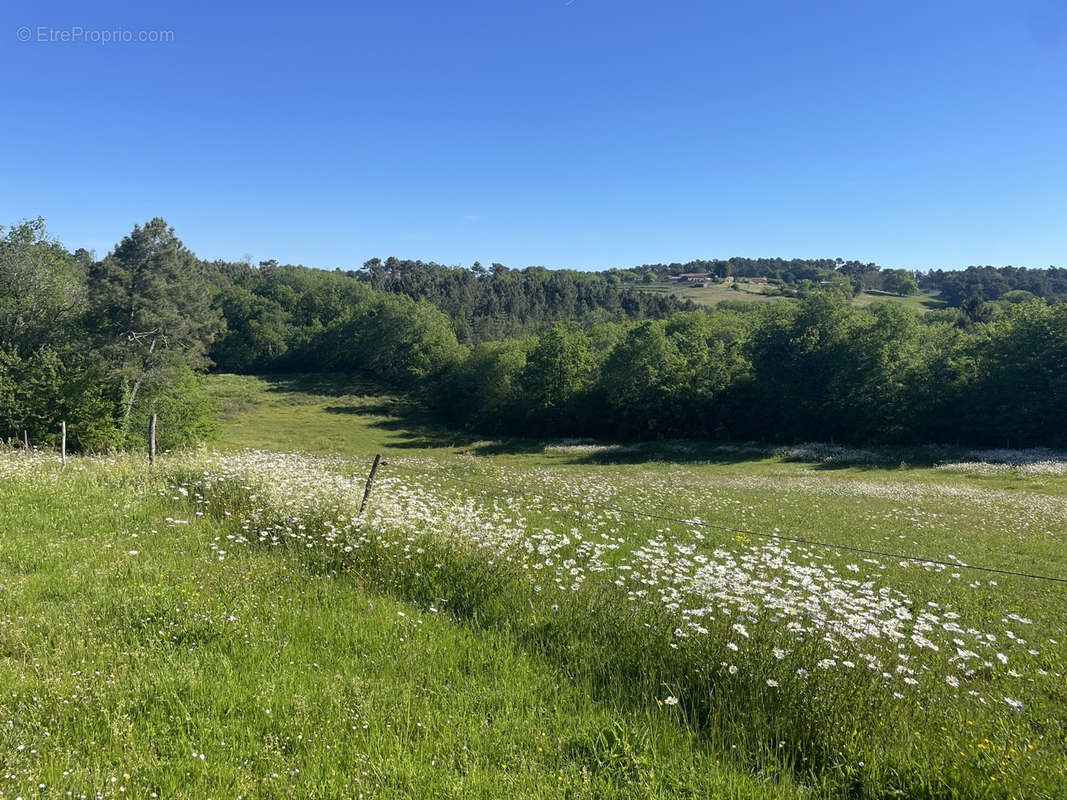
[1,452,806,799]
[168,451,1066,799]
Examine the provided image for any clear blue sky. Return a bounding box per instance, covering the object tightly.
[2,0,1065,271]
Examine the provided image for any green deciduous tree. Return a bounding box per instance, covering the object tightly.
[0,217,87,352]
[882,269,920,296]
[520,324,595,431]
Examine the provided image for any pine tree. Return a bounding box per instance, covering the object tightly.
[89,218,222,427]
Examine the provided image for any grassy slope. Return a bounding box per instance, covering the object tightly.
[635,281,945,312]
[202,377,1067,799]
[637,281,783,306]
[0,462,799,799]
[851,289,946,312]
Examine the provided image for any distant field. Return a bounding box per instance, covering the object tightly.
[637,280,783,306]
[2,374,1064,799]
[852,289,947,312]
[636,281,946,312]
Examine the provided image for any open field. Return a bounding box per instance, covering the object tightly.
[2,455,793,799]
[1,374,1065,798]
[637,281,784,306]
[635,281,946,312]
[851,289,947,312]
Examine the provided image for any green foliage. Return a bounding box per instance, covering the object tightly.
[211,282,292,371]
[90,219,221,367]
[354,257,695,342]
[0,217,86,351]
[333,294,462,385]
[124,361,219,450]
[630,256,875,285]
[436,293,1067,448]
[882,269,920,296]
[213,265,463,387]
[90,217,223,431]
[963,302,1067,446]
[925,265,1067,306]
[1001,289,1038,304]
[435,338,531,431]
[6,214,1067,452]
[519,324,595,430]
[0,218,223,451]
[598,313,747,438]
[0,344,121,451]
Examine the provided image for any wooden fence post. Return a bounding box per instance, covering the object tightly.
[61,421,67,467]
[148,413,157,466]
[23,430,29,451]
[356,453,383,524]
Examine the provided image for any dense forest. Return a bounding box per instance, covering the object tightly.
[3,217,1065,451]
[433,298,1067,447]
[921,265,1067,307]
[349,257,696,342]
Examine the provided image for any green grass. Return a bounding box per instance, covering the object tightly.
[635,281,945,313]
[852,289,946,312]
[206,374,1067,491]
[208,373,424,457]
[4,375,1066,798]
[637,281,783,306]
[0,460,802,799]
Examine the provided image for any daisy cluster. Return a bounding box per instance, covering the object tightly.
[775,443,889,465]
[171,450,1063,712]
[0,449,54,479]
[936,448,1067,476]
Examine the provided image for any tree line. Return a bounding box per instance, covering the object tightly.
[921,266,1067,307]
[3,217,1065,451]
[432,296,1067,447]
[1,218,218,450]
[349,257,696,342]
[210,257,1067,447]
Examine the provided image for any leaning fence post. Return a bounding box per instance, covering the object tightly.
[61,421,67,467]
[356,453,383,525]
[148,413,157,466]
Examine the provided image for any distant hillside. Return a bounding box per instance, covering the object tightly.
[613,258,1066,310]
[621,256,879,282]
[921,265,1067,306]
[635,279,946,314]
[206,260,699,373]
[347,257,696,341]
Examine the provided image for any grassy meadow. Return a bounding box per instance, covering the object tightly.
[636,281,785,306]
[1,373,1065,799]
[636,280,945,312]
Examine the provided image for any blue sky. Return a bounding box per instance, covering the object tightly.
[2,0,1065,271]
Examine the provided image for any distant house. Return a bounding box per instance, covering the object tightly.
[677,272,712,282]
